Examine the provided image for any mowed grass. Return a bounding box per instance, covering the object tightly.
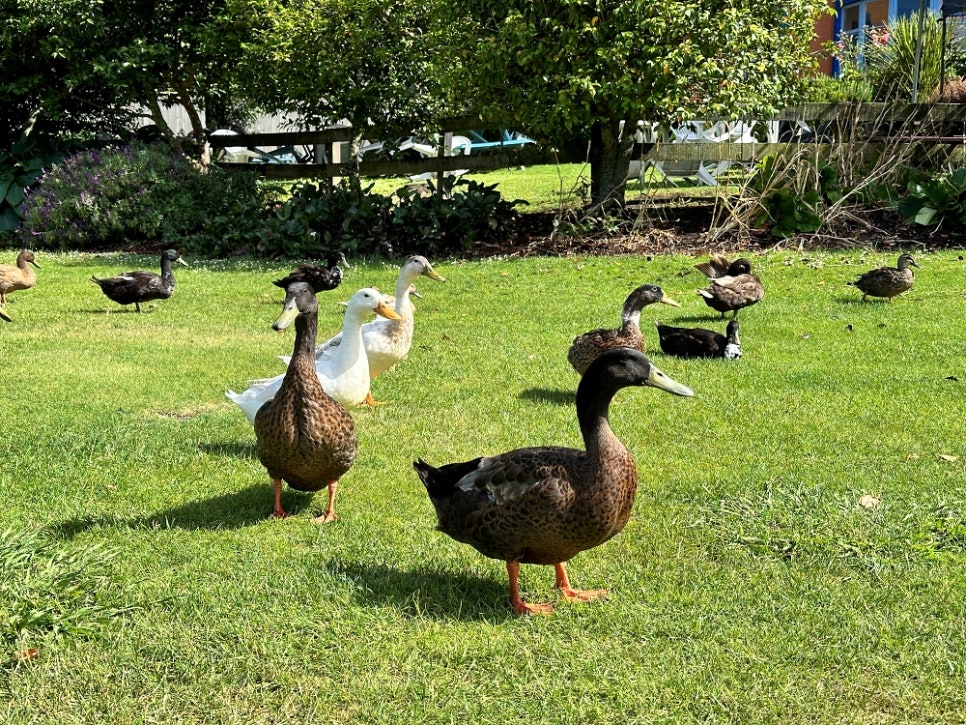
[2,246,966,723]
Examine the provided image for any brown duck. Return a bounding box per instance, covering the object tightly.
[414,347,693,616]
[0,249,40,304]
[849,253,919,302]
[567,284,680,375]
[695,254,763,319]
[254,282,358,522]
[656,319,741,359]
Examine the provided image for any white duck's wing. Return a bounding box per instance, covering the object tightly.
[226,373,284,424]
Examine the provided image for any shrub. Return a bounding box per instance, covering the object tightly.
[390,177,526,254]
[16,143,273,251]
[206,175,526,260]
[897,167,966,227]
[861,13,965,102]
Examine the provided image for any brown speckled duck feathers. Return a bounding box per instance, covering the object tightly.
[850,253,918,301]
[695,255,763,319]
[414,347,694,615]
[253,282,358,520]
[568,284,679,375]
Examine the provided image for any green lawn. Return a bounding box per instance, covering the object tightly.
[2,247,965,723]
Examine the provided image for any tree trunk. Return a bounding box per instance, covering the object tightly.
[588,118,633,210]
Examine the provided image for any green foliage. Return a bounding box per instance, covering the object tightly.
[0,138,73,234]
[0,528,130,660]
[264,177,395,258]
[451,0,829,137]
[898,168,966,227]
[860,13,966,102]
[750,155,843,238]
[234,0,453,134]
[17,143,272,250]
[191,175,526,259]
[391,177,527,253]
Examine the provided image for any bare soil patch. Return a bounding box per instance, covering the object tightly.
[475,202,966,259]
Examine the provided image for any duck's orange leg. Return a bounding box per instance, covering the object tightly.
[313,481,340,524]
[363,391,387,406]
[506,561,553,616]
[272,478,288,519]
[553,562,608,604]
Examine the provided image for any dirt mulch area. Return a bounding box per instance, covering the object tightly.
[474,201,966,259]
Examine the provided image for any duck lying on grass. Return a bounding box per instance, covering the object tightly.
[567,284,679,375]
[91,249,188,312]
[414,347,694,616]
[848,253,919,302]
[656,319,741,359]
[227,288,400,423]
[253,282,358,521]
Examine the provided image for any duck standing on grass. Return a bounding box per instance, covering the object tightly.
[314,255,446,405]
[849,253,919,302]
[695,254,763,319]
[253,282,358,521]
[568,284,680,375]
[414,347,694,616]
[91,249,188,312]
[0,249,40,304]
[227,288,401,422]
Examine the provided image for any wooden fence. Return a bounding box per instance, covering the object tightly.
[209,103,966,186]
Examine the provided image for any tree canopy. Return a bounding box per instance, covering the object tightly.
[447,0,830,205]
[2,0,830,206]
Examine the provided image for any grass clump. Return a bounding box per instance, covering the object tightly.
[0,528,130,665]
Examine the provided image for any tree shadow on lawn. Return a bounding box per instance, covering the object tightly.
[326,559,521,623]
[50,482,322,538]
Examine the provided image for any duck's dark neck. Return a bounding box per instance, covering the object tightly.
[160,255,175,284]
[575,376,623,457]
[289,312,318,374]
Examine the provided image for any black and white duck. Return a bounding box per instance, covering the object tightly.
[273,251,349,294]
[656,319,741,359]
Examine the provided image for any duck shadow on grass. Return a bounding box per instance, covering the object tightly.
[518,388,574,406]
[50,483,324,538]
[325,559,515,622]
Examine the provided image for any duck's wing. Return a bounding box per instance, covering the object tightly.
[694,255,732,279]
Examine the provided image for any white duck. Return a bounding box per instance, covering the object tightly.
[227,287,400,423]
[314,255,445,405]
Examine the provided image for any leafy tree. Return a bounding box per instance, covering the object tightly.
[446,0,830,208]
[232,0,459,146]
[0,0,254,149]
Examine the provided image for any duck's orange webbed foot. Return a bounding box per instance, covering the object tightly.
[363,391,387,406]
[554,563,609,604]
[312,481,340,524]
[507,561,553,616]
[272,478,289,519]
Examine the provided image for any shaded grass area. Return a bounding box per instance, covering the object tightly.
[2,249,966,722]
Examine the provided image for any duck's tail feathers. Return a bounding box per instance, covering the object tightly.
[413,457,483,499]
